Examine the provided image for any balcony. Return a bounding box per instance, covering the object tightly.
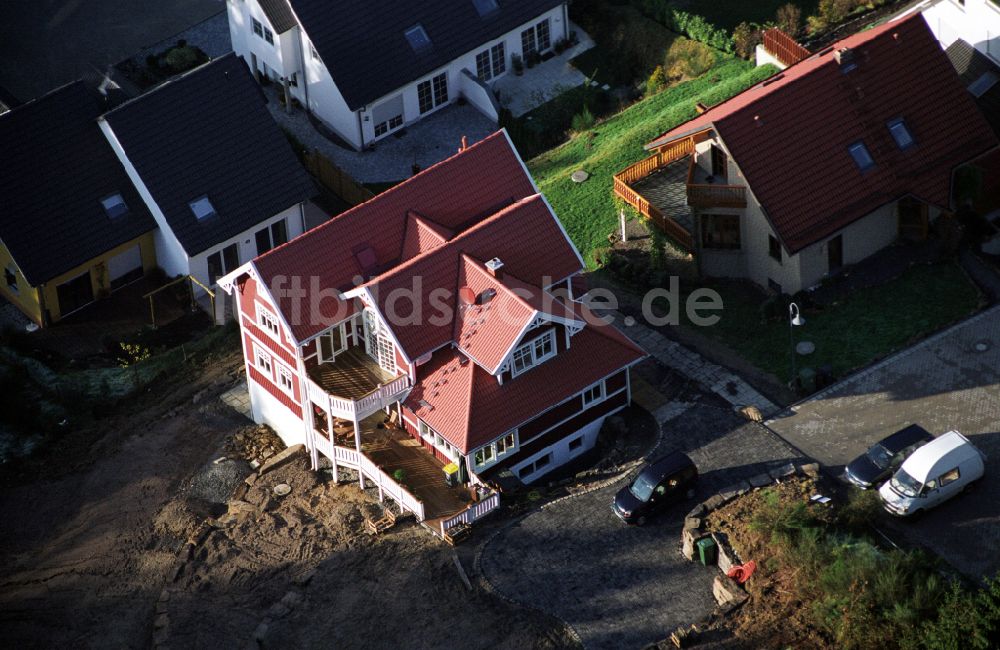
[612,136,747,250]
[306,346,412,422]
[313,412,501,533]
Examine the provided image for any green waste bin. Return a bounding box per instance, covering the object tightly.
[696,537,717,566]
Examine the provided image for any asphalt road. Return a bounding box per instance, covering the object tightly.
[0,0,223,103]
[481,394,802,649]
[767,304,1000,579]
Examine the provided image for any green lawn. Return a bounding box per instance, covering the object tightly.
[526,57,777,266]
[686,262,981,382]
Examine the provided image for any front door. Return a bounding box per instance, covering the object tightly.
[828,234,843,274]
[318,324,347,362]
[898,197,929,242]
[56,271,95,316]
[710,145,728,182]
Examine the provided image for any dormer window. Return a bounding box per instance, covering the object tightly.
[511,329,556,376]
[472,0,499,16]
[848,141,874,171]
[887,118,915,150]
[100,193,128,218]
[189,195,217,220]
[405,24,432,52]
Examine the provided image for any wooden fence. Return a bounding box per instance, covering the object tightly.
[762,29,811,68]
[303,148,374,207]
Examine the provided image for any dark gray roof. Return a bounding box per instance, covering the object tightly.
[289,0,564,110]
[259,0,298,33]
[945,39,1000,138]
[104,54,316,257]
[0,82,156,285]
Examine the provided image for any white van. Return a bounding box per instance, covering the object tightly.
[878,430,986,517]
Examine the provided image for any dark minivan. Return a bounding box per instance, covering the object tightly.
[844,424,934,489]
[613,452,698,525]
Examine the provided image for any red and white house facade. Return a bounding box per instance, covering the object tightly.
[218,131,645,530]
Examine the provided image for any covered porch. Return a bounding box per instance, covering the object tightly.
[305,344,412,423]
[612,135,747,250]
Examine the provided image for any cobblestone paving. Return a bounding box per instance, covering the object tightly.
[481,384,801,649]
[767,304,1000,578]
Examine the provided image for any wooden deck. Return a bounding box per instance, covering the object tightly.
[361,424,472,521]
[306,346,395,400]
[631,157,695,236]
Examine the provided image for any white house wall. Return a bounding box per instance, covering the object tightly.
[97,118,191,279]
[917,0,1000,62]
[247,375,307,447]
[187,204,304,292]
[310,4,567,150]
[511,414,609,484]
[227,0,301,86]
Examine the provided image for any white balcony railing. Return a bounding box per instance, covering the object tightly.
[322,442,426,521]
[439,491,501,536]
[309,374,413,421]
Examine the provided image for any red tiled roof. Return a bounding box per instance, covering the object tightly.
[358,194,583,362]
[400,210,453,262]
[405,311,646,453]
[645,15,999,254]
[253,130,537,342]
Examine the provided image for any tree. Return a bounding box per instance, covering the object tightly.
[776,3,803,38]
[732,22,763,60]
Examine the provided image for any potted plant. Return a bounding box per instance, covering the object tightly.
[512,53,524,75]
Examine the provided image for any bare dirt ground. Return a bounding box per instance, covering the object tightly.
[0,344,573,649]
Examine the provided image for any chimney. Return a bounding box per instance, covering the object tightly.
[485,257,504,279]
[835,47,855,68]
[695,102,708,114]
[459,135,468,152]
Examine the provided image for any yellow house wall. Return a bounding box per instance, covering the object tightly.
[0,239,44,324]
[1,232,157,326]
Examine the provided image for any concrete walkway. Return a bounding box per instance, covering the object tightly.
[598,310,778,416]
[493,22,596,117]
[960,247,1000,301]
[265,85,496,183]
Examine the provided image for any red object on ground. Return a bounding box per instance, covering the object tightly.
[727,560,757,584]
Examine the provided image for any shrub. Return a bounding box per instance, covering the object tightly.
[571,106,595,133]
[163,45,201,74]
[645,65,667,96]
[665,38,716,80]
[393,469,407,483]
[776,3,803,37]
[836,487,882,534]
[732,22,763,60]
[632,1,734,52]
[916,576,1000,650]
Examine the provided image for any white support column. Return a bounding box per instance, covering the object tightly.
[327,409,338,483]
[354,419,365,490]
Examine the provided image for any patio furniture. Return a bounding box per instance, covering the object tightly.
[365,509,398,535]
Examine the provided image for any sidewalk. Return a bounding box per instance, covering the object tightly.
[600,310,779,416]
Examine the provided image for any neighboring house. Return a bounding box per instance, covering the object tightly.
[99,53,316,295]
[909,0,1000,63]
[216,131,645,532]
[944,38,1000,136]
[615,14,998,295]
[226,0,569,150]
[0,82,158,326]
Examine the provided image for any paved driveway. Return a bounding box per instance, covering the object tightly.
[767,305,1000,578]
[481,394,800,649]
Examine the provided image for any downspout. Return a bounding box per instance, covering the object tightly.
[298,202,307,233]
[356,110,365,151]
[562,2,570,40]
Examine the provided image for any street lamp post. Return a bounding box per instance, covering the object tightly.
[788,302,805,389]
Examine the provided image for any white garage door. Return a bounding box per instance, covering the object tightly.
[108,244,143,288]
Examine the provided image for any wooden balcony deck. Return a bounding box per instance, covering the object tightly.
[306,346,395,400]
[361,423,473,521]
[631,158,695,235]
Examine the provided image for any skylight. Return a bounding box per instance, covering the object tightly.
[404,24,432,52]
[887,118,915,150]
[472,0,499,16]
[100,193,129,218]
[969,71,999,98]
[848,142,875,171]
[189,196,217,220]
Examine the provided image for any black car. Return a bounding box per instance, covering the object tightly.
[613,452,698,525]
[844,424,934,489]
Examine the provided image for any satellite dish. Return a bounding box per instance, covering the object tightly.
[459,286,476,305]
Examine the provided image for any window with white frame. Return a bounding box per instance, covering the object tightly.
[417,72,448,114]
[258,304,280,337]
[264,26,274,45]
[474,431,518,469]
[511,330,556,376]
[476,42,506,80]
[252,18,263,38]
[518,452,552,478]
[582,381,604,407]
[276,364,294,394]
[255,220,287,256]
[418,420,459,460]
[255,346,272,374]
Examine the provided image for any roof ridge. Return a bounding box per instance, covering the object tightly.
[256,130,512,265]
[459,252,538,314]
[359,193,544,289]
